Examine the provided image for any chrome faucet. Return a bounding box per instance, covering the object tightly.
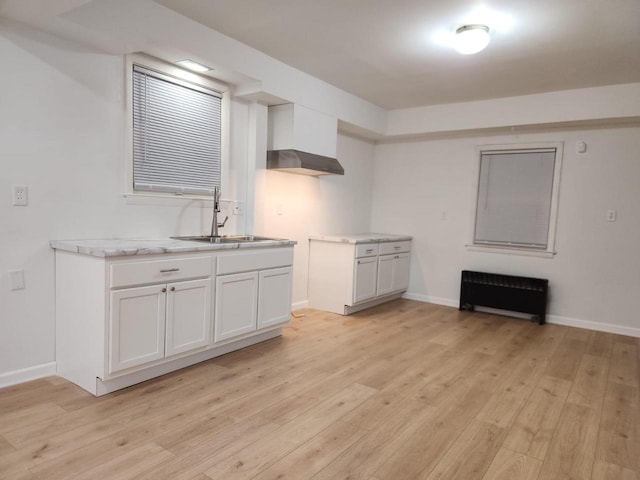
[211,186,228,237]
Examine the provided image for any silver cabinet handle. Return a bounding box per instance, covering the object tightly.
[394,255,399,259]
[394,246,401,250]
[365,249,374,254]
[160,268,180,273]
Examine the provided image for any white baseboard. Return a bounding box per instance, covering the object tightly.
[401,293,640,338]
[547,314,640,338]
[292,300,309,311]
[0,362,57,388]
[402,292,458,308]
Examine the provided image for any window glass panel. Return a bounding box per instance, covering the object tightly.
[132,66,221,196]
[474,149,556,248]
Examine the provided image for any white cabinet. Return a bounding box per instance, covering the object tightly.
[258,267,293,329]
[54,245,294,396]
[308,237,412,315]
[377,253,410,296]
[165,278,212,357]
[354,256,378,303]
[215,272,259,342]
[110,276,212,375]
[215,251,294,343]
[110,285,166,372]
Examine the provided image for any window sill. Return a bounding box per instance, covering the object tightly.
[123,192,212,208]
[465,244,556,258]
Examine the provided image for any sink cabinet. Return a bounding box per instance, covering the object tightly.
[110,277,212,373]
[308,238,411,315]
[54,245,294,395]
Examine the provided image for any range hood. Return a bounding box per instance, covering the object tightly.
[267,149,344,176]
[267,103,344,176]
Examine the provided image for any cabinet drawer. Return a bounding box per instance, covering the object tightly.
[217,248,293,275]
[355,243,379,258]
[110,256,212,289]
[379,241,411,255]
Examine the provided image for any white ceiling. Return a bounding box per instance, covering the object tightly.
[155,0,640,109]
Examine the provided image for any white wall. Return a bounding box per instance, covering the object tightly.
[371,127,640,336]
[0,23,250,379]
[254,133,375,307]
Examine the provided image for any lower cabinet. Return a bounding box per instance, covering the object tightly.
[377,252,410,296]
[215,272,259,342]
[215,265,293,343]
[353,256,378,304]
[258,267,293,329]
[110,278,211,374]
[54,245,295,396]
[308,238,412,315]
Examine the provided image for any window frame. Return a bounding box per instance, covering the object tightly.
[124,53,230,203]
[467,141,564,258]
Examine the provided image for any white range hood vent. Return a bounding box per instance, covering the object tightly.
[267,149,344,176]
[267,103,343,176]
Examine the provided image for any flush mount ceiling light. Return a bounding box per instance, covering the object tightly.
[175,59,212,72]
[454,24,490,54]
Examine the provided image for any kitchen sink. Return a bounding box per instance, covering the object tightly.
[172,235,283,244]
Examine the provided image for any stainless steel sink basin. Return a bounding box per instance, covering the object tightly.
[172,235,283,244]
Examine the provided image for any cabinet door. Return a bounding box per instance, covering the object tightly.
[392,253,411,292]
[215,271,259,343]
[258,267,292,330]
[353,256,378,304]
[376,254,395,296]
[109,285,166,373]
[165,278,212,357]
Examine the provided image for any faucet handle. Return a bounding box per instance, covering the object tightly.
[218,216,229,228]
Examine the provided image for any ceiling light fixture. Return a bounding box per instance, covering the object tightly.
[175,59,212,72]
[454,24,490,54]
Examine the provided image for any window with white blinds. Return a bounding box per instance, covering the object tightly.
[474,148,559,250]
[132,65,222,196]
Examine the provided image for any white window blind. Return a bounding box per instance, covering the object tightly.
[132,65,222,196]
[474,149,556,249]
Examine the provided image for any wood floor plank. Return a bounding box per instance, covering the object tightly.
[585,331,614,358]
[537,403,601,480]
[480,447,542,480]
[566,354,610,409]
[545,337,589,381]
[502,375,572,460]
[250,420,367,480]
[204,383,376,480]
[0,435,14,457]
[311,398,437,480]
[0,301,636,480]
[421,419,507,480]
[609,342,639,387]
[591,461,637,480]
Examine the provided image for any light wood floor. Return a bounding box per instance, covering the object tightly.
[1,300,638,480]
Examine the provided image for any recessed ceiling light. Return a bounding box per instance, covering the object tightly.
[175,59,212,72]
[454,24,490,54]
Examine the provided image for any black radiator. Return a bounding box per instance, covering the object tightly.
[459,270,548,325]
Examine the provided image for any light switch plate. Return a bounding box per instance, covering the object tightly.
[9,270,25,290]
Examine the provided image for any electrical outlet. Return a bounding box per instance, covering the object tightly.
[607,210,617,222]
[233,201,244,215]
[13,185,28,206]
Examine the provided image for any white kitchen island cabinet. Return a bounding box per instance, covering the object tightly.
[308,234,412,315]
[51,238,295,396]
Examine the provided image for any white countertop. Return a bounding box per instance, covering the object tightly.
[309,233,412,244]
[50,237,296,258]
